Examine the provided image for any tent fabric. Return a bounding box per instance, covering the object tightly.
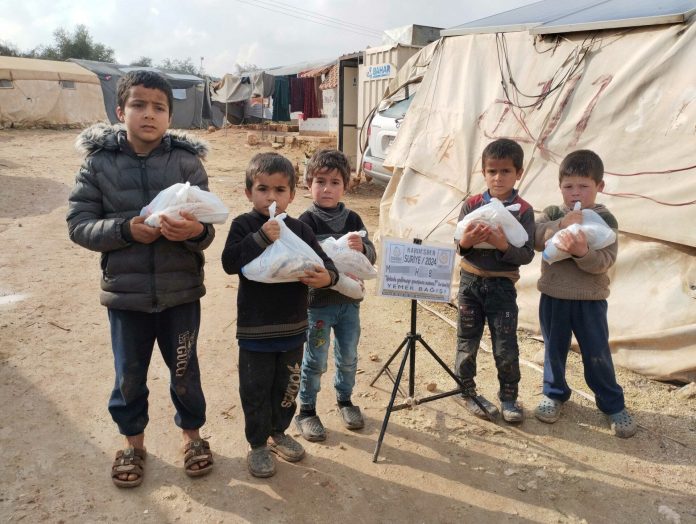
[379,23,696,382]
[0,56,107,128]
[210,71,275,104]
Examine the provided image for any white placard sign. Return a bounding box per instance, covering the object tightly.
[378,238,456,302]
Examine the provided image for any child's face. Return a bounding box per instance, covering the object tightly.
[116,85,171,155]
[482,157,523,200]
[560,175,604,209]
[245,172,295,216]
[309,168,345,208]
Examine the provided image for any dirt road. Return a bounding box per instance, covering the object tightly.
[0,128,694,523]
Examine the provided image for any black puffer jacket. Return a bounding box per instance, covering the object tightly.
[67,123,215,312]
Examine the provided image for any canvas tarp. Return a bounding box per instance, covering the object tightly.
[0,56,107,127]
[379,22,696,382]
[210,71,275,104]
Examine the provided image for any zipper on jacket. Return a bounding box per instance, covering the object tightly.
[140,158,158,310]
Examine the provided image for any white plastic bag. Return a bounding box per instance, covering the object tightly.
[454,198,528,248]
[320,231,377,280]
[542,203,617,264]
[140,182,229,227]
[242,202,325,283]
[331,273,366,299]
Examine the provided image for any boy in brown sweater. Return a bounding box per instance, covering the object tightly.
[534,149,636,438]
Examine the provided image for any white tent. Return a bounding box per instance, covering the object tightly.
[379,0,696,381]
[0,56,107,128]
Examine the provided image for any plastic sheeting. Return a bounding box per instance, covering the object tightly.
[379,22,696,381]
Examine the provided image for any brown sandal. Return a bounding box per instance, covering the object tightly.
[184,438,214,478]
[111,447,146,488]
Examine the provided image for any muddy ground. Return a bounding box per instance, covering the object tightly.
[0,127,694,523]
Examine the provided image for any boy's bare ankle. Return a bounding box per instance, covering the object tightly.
[182,428,201,444]
[125,433,145,450]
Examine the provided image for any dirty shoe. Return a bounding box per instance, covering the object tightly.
[464,394,500,420]
[534,395,562,423]
[608,409,637,438]
[247,446,275,478]
[338,405,365,430]
[501,400,524,423]
[295,414,327,442]
[268,433,305,462]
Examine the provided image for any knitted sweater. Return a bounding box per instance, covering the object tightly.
[534,203,618,300]
[298,202,377,307]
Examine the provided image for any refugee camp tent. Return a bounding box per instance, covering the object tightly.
[210,70,275,124]
[69,59,206,129]
[0,56,107,128]
[379,0,696,382]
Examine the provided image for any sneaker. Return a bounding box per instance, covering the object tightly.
[534,395,562,424]
[608,409,637,438]
[268,433,305,462]
[464,394,500,420]
[338,405,365,430]
[294,414,327,442]
[501,400,524,423]
[247,446,275,478]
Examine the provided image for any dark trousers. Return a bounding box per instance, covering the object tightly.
[238,346,303,448]
[107,301,206,436]
[455,272,521,401]
[539,294,625,415]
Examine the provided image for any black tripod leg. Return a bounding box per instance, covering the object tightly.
[416,336,497,423]
[369,336,409,387]
[373,340,411,462]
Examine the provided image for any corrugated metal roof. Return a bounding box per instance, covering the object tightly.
[442,0,696,36]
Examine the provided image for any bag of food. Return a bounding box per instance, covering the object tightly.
[140,182,229,227]
[331,273,366,299]
[242,202,325,283]
[454,198,528,248]
[320,231,377,280]
[542,203,617,264]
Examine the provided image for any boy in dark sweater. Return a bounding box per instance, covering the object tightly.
[221,152,338,477]
[294,149,377,441]
[455,138,535,423]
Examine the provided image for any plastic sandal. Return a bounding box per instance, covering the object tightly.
[247,446,275,478]
[111,447,146,488]
[339,405,365,430]
[295,414,327,442]
[268,433,305,462]
[183,438,214,478]
[534,395,562,424]
[608,409,637,438]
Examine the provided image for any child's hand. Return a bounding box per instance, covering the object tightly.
[555,229,589,257]
[346,233,364,252]
[261,220,281,242]
[160,211,204,241]
[560,210,583,228]
[486,225,509,252]
[459,222,490,249]
[300,265,332,288]
[130,216,162,244]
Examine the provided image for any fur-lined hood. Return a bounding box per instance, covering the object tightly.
[74,122,209,159]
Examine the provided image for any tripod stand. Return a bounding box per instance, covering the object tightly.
[370,299,494,462]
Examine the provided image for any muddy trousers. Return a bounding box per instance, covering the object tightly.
[454,272,521,401]
[107,301,206,436]
[238,346,303,448]
[539,294,625,415]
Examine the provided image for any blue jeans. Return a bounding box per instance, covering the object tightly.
[539,294,625,415]
[455,272,521,401]
[107,301,206,436]
[299,303,361,407]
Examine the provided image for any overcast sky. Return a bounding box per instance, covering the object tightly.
[0,0,538,76]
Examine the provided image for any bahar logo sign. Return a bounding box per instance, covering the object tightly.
[366,63,394,79]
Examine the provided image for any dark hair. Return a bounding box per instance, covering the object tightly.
[481,138,524,171]
[245,152,296,191]
[116,70,174,116]
[559,149,604,184]
[304,149,351,187]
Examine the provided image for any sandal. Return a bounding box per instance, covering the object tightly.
[294,414,327,442]
[184,438,214,478]
[111,447,146,488]
[339,405,365,430]
[534,395,562,424]
[608,409,637,438]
